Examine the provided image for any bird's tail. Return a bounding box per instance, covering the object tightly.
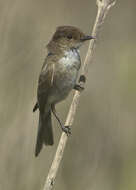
[35,110,54,157]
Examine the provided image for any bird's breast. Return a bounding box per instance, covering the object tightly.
[48,49,80,103]
[57,49,81,89]
[59,48,81,70]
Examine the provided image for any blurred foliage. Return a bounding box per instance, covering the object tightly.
[0,0,136,190]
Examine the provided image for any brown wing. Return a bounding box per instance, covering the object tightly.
[37,56,55,113]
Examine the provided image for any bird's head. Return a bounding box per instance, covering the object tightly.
[47,26,95,53]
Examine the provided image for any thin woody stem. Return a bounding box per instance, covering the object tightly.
[43,0,116,189]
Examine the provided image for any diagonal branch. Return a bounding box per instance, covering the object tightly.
[43,0,116,189]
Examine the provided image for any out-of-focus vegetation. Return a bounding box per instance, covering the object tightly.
[0,0,136,190]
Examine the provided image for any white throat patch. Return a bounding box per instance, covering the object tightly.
[59,49,80,68]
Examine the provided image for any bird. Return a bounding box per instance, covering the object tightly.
[33,26,95,156]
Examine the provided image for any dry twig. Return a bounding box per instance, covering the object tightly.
[43,0,116,189]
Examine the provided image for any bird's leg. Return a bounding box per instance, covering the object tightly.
[51,104,71,135]
[33,102,39,112]
[73,75,86,92]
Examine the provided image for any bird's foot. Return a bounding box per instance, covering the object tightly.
[79,75,86,83]
[62,125,71,135]
[74,84,84,92]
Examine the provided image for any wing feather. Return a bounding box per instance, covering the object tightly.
[37,56,55,112]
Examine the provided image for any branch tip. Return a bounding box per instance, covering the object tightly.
[97,0,116,8]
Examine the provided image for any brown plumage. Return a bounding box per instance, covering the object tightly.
[33,26,95,156]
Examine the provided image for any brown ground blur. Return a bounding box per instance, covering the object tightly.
[0,1,136,190]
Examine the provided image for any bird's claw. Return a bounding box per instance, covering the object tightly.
[74,84,84,92]
[79,75,86,83]
[62,126,71,135]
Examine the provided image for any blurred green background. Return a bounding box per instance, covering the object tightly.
[0,0,136,189]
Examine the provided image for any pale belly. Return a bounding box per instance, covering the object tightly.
[48,67,78,104]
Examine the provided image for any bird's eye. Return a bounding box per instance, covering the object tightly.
[67,34,72,39]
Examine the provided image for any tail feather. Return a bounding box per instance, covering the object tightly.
[35,111,54,157]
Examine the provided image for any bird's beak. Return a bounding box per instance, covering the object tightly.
[80,35,96,42]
